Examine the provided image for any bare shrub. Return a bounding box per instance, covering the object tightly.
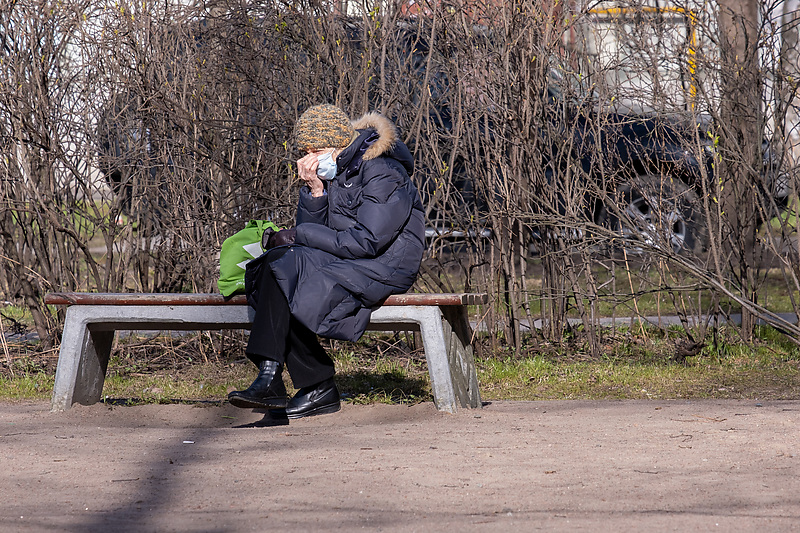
[2,0,800,355]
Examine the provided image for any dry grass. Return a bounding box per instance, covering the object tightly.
[1,326,798,405]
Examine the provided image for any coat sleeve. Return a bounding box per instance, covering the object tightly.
[296,186,328,226]
[295,161,413,259]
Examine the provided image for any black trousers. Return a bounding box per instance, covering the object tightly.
[245,250,335,389]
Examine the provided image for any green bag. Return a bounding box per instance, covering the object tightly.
[218,220,281,297]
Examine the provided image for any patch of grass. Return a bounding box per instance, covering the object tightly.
[516,256,800,318]
[102,365,246,403]
[334,348,431,405]
[0,304,34,333]
[769,196,799,233]
[0,373,54,401]
[1,328,799,405]
[477,326,800,401]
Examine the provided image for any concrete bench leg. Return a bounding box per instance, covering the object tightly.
[369,305,481,413]
[51,307,114,411]
[439,306,481,409]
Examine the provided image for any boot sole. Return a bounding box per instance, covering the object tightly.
[228,394,288,409]
[272,401,341,420]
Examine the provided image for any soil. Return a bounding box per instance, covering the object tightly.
[3,399,800,532]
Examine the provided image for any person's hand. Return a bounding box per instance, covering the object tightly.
[297,152,325,197]
[266,228,297,249]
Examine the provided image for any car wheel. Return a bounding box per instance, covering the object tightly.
[601,174,708,255]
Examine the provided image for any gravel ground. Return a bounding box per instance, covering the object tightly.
[3,399,800,532]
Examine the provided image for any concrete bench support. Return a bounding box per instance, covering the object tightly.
[46,293,485,414]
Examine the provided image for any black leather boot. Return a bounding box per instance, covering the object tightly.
[271,377,340,419]
[228,359,288,409]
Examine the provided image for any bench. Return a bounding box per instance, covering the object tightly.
[44,292,486,414]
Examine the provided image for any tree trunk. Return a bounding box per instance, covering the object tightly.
[717,0,763,341]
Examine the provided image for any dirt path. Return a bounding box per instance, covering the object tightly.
[3,399,799,532]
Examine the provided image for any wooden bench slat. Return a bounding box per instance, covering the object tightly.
[45,292,488,307]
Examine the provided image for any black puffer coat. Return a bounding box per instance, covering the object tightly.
[269,112,425,341]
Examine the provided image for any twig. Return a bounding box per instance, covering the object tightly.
[0,314,12,377]
[622,247,646,336]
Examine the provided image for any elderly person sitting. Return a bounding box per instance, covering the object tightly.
[228,104,426,419]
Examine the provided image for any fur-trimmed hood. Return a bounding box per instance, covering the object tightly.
[351,112,400,161]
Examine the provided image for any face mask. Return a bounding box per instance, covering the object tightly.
[316,151,337,181]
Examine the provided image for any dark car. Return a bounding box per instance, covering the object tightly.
[554,84,787,255]
[419,62,788,256]
[545,78,716,255]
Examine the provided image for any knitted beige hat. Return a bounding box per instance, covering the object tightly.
[294,104,357,152]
